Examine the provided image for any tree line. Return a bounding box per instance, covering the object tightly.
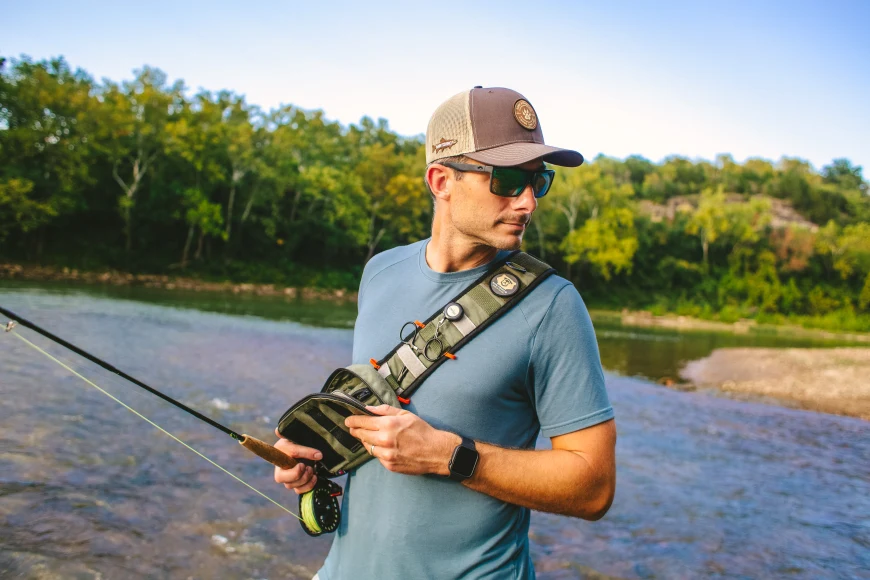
[2,55,869,331]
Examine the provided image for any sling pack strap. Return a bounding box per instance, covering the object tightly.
[277,250,555,477]
[373,250,555,398]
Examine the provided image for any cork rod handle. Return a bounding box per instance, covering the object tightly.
[239,434,298,470]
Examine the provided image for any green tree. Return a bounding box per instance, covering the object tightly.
[562,207,638,280]
[552,163,637,281]
[102,67,184,252]
[815,221,870,280]
[685,187,729,270]
[0,56,99,252]
[165,91,229,265]
[178,187,224,267]
[0,178,56,240]
[822,158,866,193]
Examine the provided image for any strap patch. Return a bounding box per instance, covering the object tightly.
[452,314,476,336]
[396,344,427,378]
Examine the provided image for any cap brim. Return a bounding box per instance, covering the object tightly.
[465,142,584,167]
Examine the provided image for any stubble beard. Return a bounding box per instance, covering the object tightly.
[449,196,529,251]
[471,220,526,251]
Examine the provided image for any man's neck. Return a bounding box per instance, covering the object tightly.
[426,220,499,273]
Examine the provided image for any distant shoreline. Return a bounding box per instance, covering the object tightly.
[4,261,870,345]
[0,262,357,302]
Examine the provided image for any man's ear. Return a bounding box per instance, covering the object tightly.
[426,164,451,202]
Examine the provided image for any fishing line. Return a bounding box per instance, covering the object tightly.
[6,328,303,523]
[0,305,240,439]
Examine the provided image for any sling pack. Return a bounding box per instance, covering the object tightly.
[277,250,554,479]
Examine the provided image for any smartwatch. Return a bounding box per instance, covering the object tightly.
[448,436,479,482]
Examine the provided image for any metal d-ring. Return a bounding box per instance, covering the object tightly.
[423,336,444,362]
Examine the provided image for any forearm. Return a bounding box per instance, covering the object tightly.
[435,432,614,520]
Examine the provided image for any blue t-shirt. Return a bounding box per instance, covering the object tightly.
[317,239,613,580]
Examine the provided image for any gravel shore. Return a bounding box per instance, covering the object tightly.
[0,263,356,302]
[680,348,870,420]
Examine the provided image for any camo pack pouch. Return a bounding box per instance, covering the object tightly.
[276,363,401,477]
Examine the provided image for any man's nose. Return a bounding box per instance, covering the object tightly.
[511,184,538,213]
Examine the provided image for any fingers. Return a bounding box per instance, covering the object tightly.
[273,437,323,462]
[348,428,390,448]
[365,404,402,416]
[345,408,404,429]
[344,414,381,430]
[270,435,322,494]
[274,460,318,494]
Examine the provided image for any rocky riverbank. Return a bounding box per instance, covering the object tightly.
[680,347,870,420]
[0,263,357,302]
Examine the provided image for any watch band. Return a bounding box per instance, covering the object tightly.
[448,436,479,482]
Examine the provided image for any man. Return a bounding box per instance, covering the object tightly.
[275,87,616,579]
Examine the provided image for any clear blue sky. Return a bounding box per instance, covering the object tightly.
[4,0,869,172]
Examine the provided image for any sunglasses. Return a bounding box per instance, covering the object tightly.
[441,162,555,199]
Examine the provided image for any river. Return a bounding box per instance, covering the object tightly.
[0,282,867,579]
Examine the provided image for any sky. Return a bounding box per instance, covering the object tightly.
[4,0,869,172]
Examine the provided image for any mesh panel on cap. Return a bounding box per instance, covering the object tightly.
[426,91,475,164]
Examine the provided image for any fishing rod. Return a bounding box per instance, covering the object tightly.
[1,305,342,536]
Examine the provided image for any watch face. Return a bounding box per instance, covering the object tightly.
[451,445,479,478]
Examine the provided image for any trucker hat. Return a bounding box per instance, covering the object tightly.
[425,87,584,168]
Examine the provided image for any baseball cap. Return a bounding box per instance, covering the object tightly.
[425,87,584,168]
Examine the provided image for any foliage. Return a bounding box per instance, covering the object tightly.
[0,178,55,239]
[2,54,870,332]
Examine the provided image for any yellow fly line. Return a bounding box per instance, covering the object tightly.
[7,329,302,523]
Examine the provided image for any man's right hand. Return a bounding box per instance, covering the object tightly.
[273,429,323,494]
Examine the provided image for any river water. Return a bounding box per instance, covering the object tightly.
[0,283,867,579]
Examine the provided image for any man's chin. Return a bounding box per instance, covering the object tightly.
[489,232,523,251]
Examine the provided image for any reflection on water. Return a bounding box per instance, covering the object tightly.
[0,284,868,578]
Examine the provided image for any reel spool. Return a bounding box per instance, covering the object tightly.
[298,479,343,536]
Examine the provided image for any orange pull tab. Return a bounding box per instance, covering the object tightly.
[444,352,457,360]
[369,358,381,370]
[397,396,411,405]
[414,320,426,328]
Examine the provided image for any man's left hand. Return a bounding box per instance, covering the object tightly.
[345,405,459,476]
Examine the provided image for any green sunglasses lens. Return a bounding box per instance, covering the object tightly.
[490,167,555,198]
[490,167,528,197]
[534,171,554,198]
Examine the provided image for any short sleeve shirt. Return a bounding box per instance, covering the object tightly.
[317,239,613,580]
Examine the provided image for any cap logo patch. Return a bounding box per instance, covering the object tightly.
[513,100,537,130]
[433,138,458,154]
[490,272,520,297]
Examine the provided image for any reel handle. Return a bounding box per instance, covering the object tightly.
[239,434,299,469]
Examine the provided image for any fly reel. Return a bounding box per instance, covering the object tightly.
[298,479,343,536]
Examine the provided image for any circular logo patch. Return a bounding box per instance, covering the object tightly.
[513,100,538,130]
[490,272,520,297]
